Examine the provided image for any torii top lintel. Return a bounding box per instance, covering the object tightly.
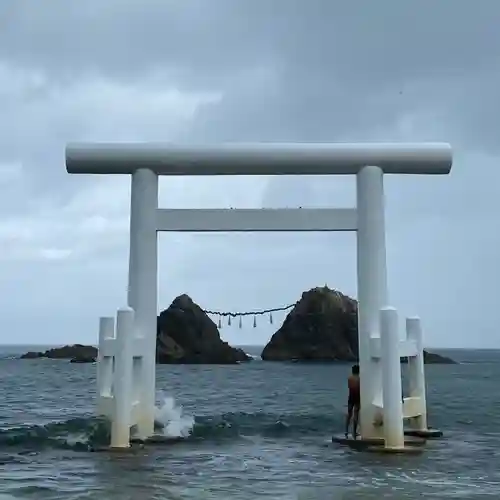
[65,142,452,176]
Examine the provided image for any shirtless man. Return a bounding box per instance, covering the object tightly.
[345,364,360,439]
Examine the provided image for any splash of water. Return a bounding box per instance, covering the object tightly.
[154,394,195,438]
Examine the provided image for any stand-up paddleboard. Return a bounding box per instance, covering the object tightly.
[332,433,427,451]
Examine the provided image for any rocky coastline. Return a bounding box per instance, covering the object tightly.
[20,287,455,365]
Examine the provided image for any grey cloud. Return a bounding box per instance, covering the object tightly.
[0,0,499,348]
[4,1,497,80]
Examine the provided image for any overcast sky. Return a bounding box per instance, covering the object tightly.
[0,0,498,348]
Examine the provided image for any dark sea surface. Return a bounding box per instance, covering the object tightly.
[1,345,499,499]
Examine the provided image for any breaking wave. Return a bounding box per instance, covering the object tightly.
[0,409,341,452]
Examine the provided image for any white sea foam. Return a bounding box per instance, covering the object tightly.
[246,352,262,360]
[154,393,195,438]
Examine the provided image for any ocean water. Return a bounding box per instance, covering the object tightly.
[1,345,500,499]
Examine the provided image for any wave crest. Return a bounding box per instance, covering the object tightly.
[0,410,341,452]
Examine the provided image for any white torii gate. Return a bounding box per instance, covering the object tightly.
[65,142,452,449]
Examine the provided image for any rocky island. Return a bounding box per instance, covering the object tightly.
[156,294,250,364]
[21,294,250,365]
[21,344,97,363]
[261,286,456,364]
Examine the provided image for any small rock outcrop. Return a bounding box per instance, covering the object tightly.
[156,294,251,364]
[20,351,44,359]
[21,344,97,361]
[402,350,456,365]
[69,355,96,364]
[261,286,456,364]
[423,351,455,364]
